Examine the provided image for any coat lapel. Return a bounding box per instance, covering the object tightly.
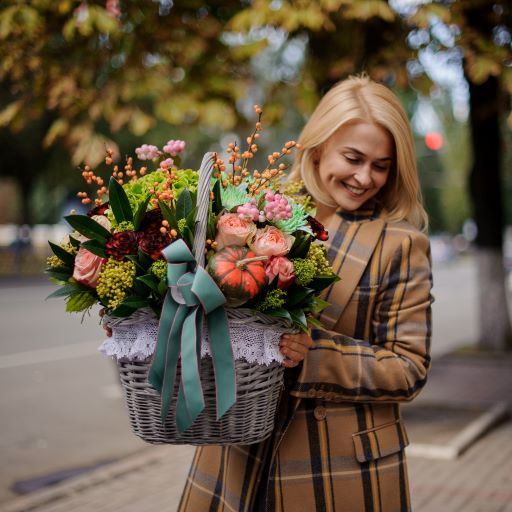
[319,216,385,331]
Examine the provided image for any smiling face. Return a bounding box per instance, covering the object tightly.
[316,120,394,213]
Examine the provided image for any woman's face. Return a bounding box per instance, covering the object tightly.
[316,120,394,212]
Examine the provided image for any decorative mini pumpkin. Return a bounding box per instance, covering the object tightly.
[207,245,268,307]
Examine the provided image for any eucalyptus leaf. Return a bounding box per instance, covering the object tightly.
[133,194,151,231]
[176,188,193,220]
[64,215,111,243]
[212,179,223,215]
[108,176,133,223]
[81,240,107,258]
[48,241,75,266]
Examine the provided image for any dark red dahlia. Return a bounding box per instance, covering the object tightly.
[139,208,164,231]
[138,230,171,261]
[105,230,138,260]
[87,202,110,217]
[307,215,329,241]
[137,208,175,260]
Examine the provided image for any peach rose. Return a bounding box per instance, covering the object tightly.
[215,213,256,250]
[250,226,295,257]
[72,247,106,288]
[265,256,295,289]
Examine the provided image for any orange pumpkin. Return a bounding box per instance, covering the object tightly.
[208,246,268,307]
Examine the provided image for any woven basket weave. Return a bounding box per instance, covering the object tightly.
[114,153,292,445]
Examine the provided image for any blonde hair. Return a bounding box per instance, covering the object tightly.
[289,75,428,231]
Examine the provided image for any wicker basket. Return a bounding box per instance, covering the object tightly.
[118,355,284,445]
[113,152,292,445]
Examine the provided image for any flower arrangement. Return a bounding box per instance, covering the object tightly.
[46,106,338,331]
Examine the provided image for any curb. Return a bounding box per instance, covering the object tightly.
[3,447,167,512]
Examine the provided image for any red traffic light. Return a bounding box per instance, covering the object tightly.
[425,131,443,151]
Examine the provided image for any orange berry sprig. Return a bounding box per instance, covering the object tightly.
[240,104,262,175]
[250,140,301,194]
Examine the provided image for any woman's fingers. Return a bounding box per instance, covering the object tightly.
[280,332,313,366]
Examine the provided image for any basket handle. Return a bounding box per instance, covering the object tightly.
[192,152,215,267]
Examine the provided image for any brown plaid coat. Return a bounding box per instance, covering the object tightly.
[178,204,433,512]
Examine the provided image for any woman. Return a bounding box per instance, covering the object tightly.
[178,75,433,512]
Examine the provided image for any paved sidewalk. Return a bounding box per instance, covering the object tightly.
[4,352,512,512]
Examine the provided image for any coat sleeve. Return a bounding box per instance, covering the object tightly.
[290,229,433,402]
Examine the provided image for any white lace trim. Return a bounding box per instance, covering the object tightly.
[98,310,289,366]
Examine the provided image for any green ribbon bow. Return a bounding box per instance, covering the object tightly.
[148,239,236,432]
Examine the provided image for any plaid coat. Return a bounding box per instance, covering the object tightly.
[178,204,433,512]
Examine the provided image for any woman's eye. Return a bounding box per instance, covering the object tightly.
[373,164,389,171]
[344,155,359,164]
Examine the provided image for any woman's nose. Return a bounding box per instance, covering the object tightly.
[353,165,372,187]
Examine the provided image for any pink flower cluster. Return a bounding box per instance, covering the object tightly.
[164,139,186,156]
[135,144,160,161]
[237,192,292,223]
[105,0,121,18]
[160,158,174,169]
[263,192,292,221]
[265,256,295,289]
[237,198,262,222]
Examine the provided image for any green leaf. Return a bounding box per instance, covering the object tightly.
[265,307,292,323]
[308,274,339,291]
[288,232,311,259]
[118,296,151,308]
[309,296,331,314]
[81,240,107,258]
[285,287,315,307]
[138,249,154,270]
[289,308,308,332]
[45,267,73,282]
[158,200,180,231]
[157,279,168,296]
[108,176,133,224]
[137,274,161,292]
[212,179,223,215]
[64,215,111,243]
[109,304,136,317]
[176,188,193,220]
[48,241,75,266]
[46,283,79,300]
[133,194,151,231]
[68,235,81,249]
[305,316,323,328]
[65,291,96,312]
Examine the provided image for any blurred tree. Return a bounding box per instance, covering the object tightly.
[400,0,512,350]
[228,0,512,351]
[0,0,259,224]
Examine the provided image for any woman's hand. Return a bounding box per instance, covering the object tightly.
[99,308,112,337]
[280,332,313,368]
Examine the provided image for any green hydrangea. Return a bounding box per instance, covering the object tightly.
[107,168,199,226]
[256,288,287,312]
[96,258,136,310]
[292,258,316,286]
[116,221,135,232]
[150,259,167,281]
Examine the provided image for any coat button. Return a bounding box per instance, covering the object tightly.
[313,406,327,421]
[316,390,325,398]
[325,392,333,401]
[307,389,316,398]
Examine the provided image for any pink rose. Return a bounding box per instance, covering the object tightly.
[250,226,295,257]
[215,213,256,250]
[73,248,106,288]
[266,256,295,289]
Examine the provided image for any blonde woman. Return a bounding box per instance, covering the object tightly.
[179,75,433,511]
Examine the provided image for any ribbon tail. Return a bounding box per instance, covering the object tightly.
[154,304,188,423]
[207,307,236,420]
[176,307,205,432]
[148,293,177,392]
